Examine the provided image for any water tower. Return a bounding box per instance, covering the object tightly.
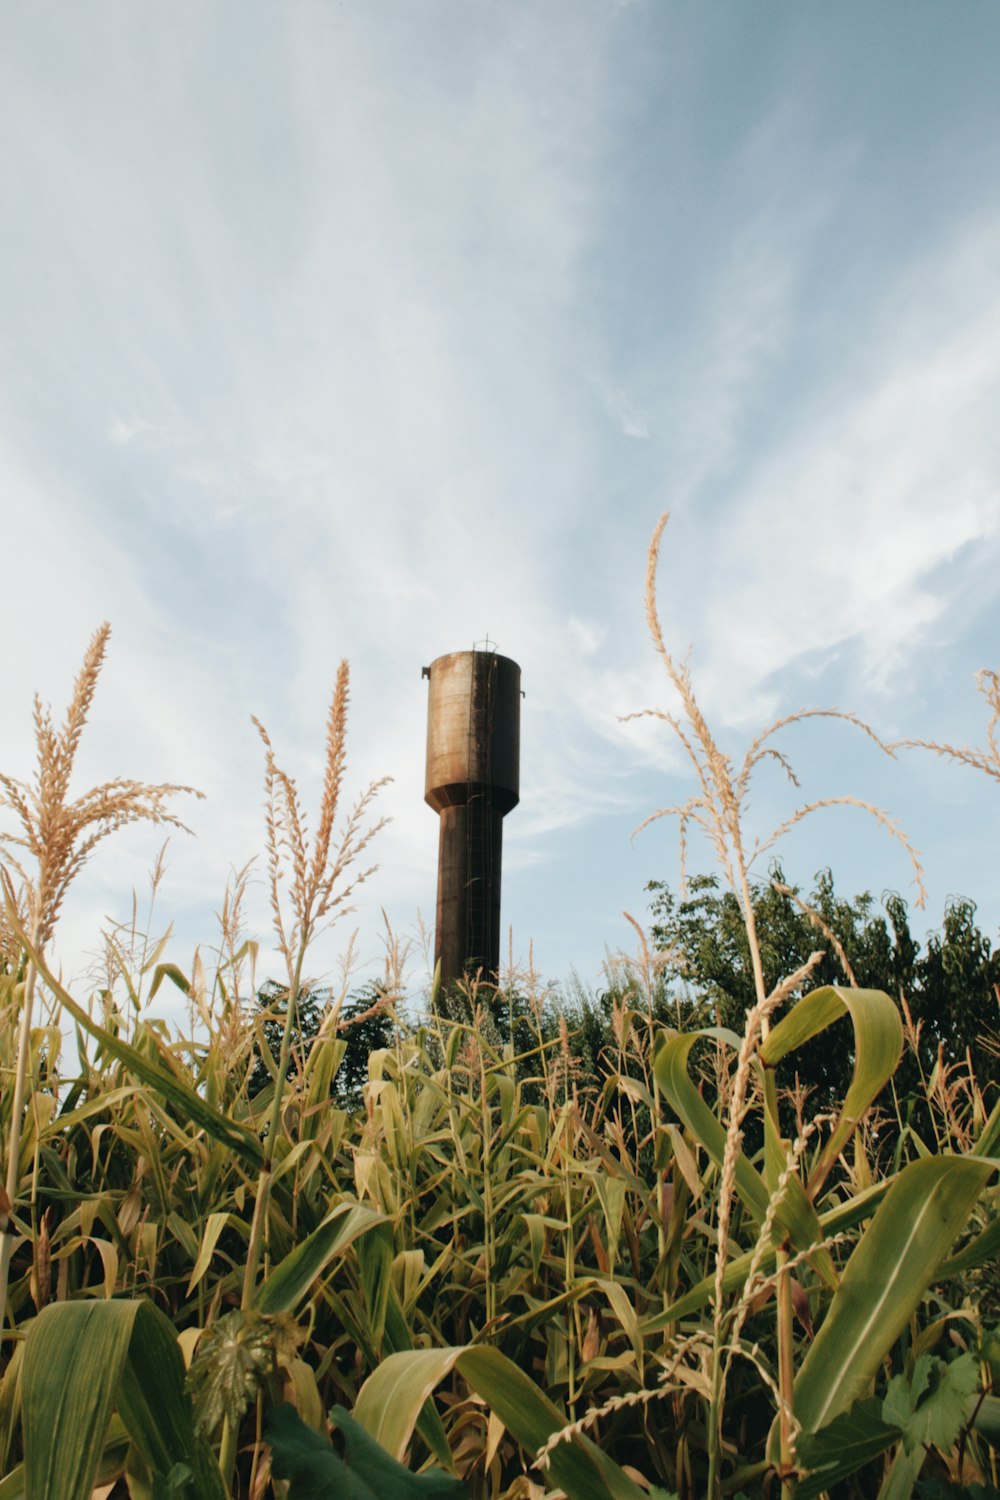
[423,648,521,986]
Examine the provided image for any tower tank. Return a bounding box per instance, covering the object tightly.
[423,649,521,987]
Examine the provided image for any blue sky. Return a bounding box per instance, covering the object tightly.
[3,2,1000,1003]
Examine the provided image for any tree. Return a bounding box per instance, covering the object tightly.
[916,896,1000,1085]
[646,868,1000,1113]
[248,980,396,1108]
[335,986,398,1108]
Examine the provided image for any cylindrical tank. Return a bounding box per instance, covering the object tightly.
[424,650,520,986]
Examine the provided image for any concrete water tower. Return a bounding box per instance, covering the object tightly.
[423,648,521,987]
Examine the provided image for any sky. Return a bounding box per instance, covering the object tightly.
[2,2,1000,1012]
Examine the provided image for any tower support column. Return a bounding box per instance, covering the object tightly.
[424,650,520,988]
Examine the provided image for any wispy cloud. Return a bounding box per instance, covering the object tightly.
[692,215,1000,721]
[1,3,999,984]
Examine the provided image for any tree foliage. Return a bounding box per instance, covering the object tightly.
[249,980,396,1108]
[646,868,1000,1107]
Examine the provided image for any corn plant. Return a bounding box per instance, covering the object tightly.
[1,524,999,1498]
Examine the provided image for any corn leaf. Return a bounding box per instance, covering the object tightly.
[645,1179,891,1329]
[795,1397,899,1500]
[759,986,902,1189]
[973,1393,1000,1447]
[654,1030,770,1222]
[357,1222,394,1352]
[254,1201,388,1315]
[21,1299,226,1500]
[0,1337,24,1475]
[266,1401,466,1500]
[974,1096,1000,1158]
[655,1029,832,1275]
[793,1156,995,1435]
[0,1420,132,1500]
[874,1443,925,1500]
[354,1344,650,1500]
[940,1214,1000,1277]
[186,1212,234,1296]
[14,932,263,1169]
[149,963,192,1000]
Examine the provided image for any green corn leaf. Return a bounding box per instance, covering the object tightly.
[267,1401,466,1500]
[148,962,192,999]
[877,1442,926,1500]
[186,1211,235,1296]
[254,1200,388,1315]
[0,1337,24,1476]
[22,1300,132,1500]
[11,928,263,1169]
[0,1420,133,1500]
[759,986,902,1191]
[0,1469,23,1500]
[117,1307,226,1492]
[49,1085,136,1133]
[913,1484,1000,1500]
[654,1028,833,1279]
[153,1463,196,1498]
[303,1029,347,1093]
[939,1212,1000,1277]
[594,1175,628,1268]
[521,1212,547,1277]
[354,1344,650,1500]
[358,1222,394,1352]
[380,1288,456,1471]
[974,1096,1000,1158]
[793,1156,995,1436]
[21,1299,226,1500]
[654,1030,776,1222]
[972,1393,1000,1447]
[643,1178,891,1331]
[795,1396,900,1500]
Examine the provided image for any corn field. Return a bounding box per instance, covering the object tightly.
[2,518,1000,1500]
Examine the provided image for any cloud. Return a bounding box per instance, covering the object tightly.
[593,377,651,439]
[109,417,156,447]
[693,215,1000,719]
[2,4,999,987]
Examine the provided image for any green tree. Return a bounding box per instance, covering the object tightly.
[916,896,1000,1085]
[646,868,1000,1114]
[248,980,396,1107]
[334,986,398,1108]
